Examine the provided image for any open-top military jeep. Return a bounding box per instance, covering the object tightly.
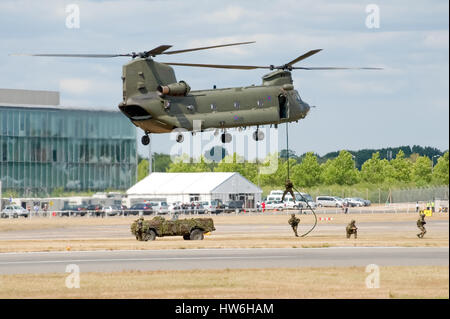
[131,216,215,241]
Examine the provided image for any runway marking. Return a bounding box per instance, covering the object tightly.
[0,255,296,266]
[0,246,446,256]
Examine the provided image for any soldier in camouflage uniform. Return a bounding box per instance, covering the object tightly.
[282,179,296,202]
[416,212,427,238]
[136,217,144,241]
[346,220,358,239]
[288,213,300,237]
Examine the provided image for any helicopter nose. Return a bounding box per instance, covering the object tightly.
[302,101,310,114]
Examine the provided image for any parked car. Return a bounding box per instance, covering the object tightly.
[168,202,183,214]
[344,198,365,207]
[264,200,285,211]
[223,200,244,213]
[315,196,345,207]
[103,205,122,216]
[60,204,84,217]
[87,204,104,217]
[125,203,153,216]
[1,205,29,218]
[353,197,371,206]
[283,197,304,210]
[200,199,224,214]
[148,201,169,215]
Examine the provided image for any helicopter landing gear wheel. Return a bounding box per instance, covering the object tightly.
[253,130,264,141]
[221,133,232,143]
[141,134,150,145]
[176,133,184,143]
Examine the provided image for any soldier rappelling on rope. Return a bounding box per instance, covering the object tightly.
[282,178,296,203]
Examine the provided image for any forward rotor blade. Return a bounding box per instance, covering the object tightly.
[161,61,270,70]
[286,49,322,66]
[292,66,383,70]
[10,53,131,58]
[162,41,255,55]
[145,45,172,56]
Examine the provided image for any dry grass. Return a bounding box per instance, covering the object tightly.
[0,266,447,299]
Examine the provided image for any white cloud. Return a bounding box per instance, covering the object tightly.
[59,78,92,94]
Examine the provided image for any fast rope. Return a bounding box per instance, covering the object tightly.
[285,122,317,238]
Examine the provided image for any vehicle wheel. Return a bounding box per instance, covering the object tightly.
[183,234,191,240]
[176,133,184,143]
[147,229,157,241]
[1,213,6,218]
[190,229,204,240]
[141,134,150,145]
[221,133,232,143]
[13,213,18,218]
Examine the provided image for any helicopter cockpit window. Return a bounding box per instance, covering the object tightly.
[210,103,217,111]
[294,91,302,103]
[234,101,240,109]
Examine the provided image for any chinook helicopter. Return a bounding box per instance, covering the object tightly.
[14,41,381,145]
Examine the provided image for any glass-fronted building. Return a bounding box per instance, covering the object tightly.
[0,89,137,196]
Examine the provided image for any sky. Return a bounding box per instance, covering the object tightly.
[0,0,448,159]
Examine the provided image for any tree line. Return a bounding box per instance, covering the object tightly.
[138,147,449,189]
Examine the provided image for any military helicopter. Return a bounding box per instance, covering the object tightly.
[14,41,381,145]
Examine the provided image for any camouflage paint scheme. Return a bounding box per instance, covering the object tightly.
[118,59,310,134]
[131,216,215,241]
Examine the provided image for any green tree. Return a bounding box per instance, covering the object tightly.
[360,152,389,184]
[213,153,259,183]
[432,152,449,185]
[191,155,212,172]
[411,155,432,186]
[291,152,322,187]
[388,150,412,183]
[321,150,359,185]
[166,154,196,172]
[137,159,149,181]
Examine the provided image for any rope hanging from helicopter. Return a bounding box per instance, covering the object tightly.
[285,122,317,238]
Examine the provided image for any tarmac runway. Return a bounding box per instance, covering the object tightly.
[0,247,447,274]
[0,220,448,240]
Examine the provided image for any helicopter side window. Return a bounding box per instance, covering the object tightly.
[210,103,217,111]
[257,99,263,108]
[234,101,240,109]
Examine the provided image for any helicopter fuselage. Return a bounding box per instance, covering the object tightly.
[118,58,310,134]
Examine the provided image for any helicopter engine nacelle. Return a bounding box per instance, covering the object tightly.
[157,81,191,96]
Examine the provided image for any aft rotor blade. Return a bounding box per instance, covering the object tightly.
[292,66,383,70]
[161,61,270,70]
[286,49,322,66]
[162,41,255,55]
[10,53,131,58]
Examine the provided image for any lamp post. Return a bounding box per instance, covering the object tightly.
[432,155,440,172]
[351,155,356,169]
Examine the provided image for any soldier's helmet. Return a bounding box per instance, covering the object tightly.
[139,216,144,220]
[291,213,296,217]
[351,220,355,224]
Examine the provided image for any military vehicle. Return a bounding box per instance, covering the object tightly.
[131,216,215,241]
[14,42,381,145]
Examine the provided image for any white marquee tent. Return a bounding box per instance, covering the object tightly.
[126,172,262,208]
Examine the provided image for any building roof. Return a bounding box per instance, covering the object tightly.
[127,172,262,196]
[0,88,119,112]
[0,102,119,113]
